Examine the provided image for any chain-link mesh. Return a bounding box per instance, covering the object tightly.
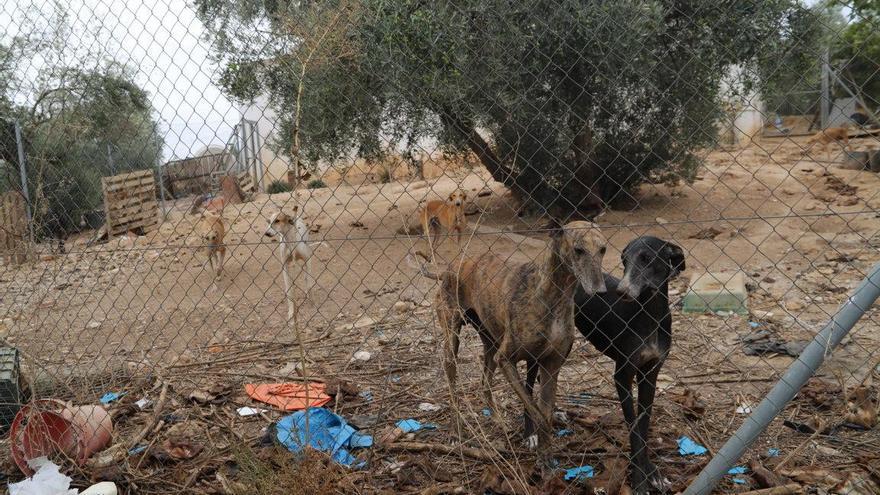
[1,0,880,493]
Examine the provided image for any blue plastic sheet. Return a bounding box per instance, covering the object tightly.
[276,407,373,467]
[727,466,748,475]
[396,419,437,433]
[99,392,125,404]
[677,436,708,456]
[564,465,594,481]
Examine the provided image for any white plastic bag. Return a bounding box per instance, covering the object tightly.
[8,457,77,495]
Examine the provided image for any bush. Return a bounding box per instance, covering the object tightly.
[267,180,293,194]
[306,178,326,189]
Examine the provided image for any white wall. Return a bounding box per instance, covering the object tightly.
[239,95,291,189]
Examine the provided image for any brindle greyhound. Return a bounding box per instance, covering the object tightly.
[416,219,607,450]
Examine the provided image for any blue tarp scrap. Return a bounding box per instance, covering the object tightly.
[396,419,438,433]
[482,408,492,417]
[276,407,373,467]
[677,436,708,456]
[99,391,125,404]
[557,429,574,437]
[564,465,594,481]
[767,448,780,457]
[727,466,748,475]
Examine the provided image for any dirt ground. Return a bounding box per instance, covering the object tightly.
[2,135,880,493]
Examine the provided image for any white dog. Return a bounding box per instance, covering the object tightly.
[264,206,316,320]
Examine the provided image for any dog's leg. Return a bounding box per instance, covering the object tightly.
[477,331,500,415]
[634,365,668,495]
[282,262,295,321]
[437,292,463,402]
[523,359,539,444]
[496,352,550,440]
[216,248,225,279]
[615,363,650,494]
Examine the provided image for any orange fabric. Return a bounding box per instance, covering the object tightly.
[244,382,331,411]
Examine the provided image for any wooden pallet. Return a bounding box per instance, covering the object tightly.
[0,191,29,265]
[102,170,159,237]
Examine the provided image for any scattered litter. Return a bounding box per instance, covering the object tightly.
[678,436,708,456]
[276,407,373,467]
[237,406,267,417]
[557,429,574,437]
[736,404,752,415]
[396,419,438,433]
[158,437,203,460]
[352,351,372,362]
[563,465,594,481]
[739,329,807,357]
[359,390,373,402]
[87,321,102,329]
[245,382,331,411]
[418,402,441,412]
[482,408,492,417]
[728,466,748,475]
[188,383,233,405]
[749,321,760,328]
[128,445,147,455]
[732,478,747,485]
[8,457,77,495]
[80,482,118,495]
[553,410,569,423]
[767,448,780,457]
[134,398,151,409]
[390,375,401,383]
[99,391,124,404]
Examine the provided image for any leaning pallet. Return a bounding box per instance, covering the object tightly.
[101,170,159,237]
[0,191,29,265]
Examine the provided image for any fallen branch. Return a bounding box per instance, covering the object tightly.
[128,381,168,450]
[734,484,803,495]
[383,441,500,462]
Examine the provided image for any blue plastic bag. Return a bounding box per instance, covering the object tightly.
[564,465,594,481]
[276,407,373,467]
[678,436,708,456]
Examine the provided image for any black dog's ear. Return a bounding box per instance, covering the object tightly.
[664,242,686,277]
[545,217,564,239]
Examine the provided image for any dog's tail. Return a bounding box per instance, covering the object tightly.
[406,251,442,280]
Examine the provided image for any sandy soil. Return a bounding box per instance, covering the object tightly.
[2,134,880,492]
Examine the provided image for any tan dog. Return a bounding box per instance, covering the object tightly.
[416,219,606,451]
[805,127,850,160]
[419,190,468,258]
[201,213,226,281]
[264,207,317,320]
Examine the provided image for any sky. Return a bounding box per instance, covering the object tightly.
[1,0,239,161]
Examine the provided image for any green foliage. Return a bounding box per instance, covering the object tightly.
[198,0,810,215]
[306,178,326,189]
[267,179,293,194]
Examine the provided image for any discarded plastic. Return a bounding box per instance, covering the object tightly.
[359,390,373,402]
[245,382,331,411]
[557,429,574,437]
[482,408,492,417]
[678,436,708,456]
[8,457,77,495]
[418,402,441,412]
[237,406,266,417]
[396,419,437,433]
[732,478,747,485]
[735,404,752,415]
[99,392,124,404]
[727,466,748,475]
[128,445,147,455]
[134,398,151,409]
[564,465,594,481]
[80,482,118,495]
[352,351,372,362]
[276,407,373,467]
[767,448,780,457]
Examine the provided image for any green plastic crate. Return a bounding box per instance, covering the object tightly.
[682,272,748,315]
[0,347,22,434]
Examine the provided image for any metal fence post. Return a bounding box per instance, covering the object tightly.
[820,47,830,129]
[683,261,880,495]
[14,121,34,244]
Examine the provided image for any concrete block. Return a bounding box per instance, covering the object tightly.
[682,271,748,315]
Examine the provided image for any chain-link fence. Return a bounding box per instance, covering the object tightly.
[2,1,880,494]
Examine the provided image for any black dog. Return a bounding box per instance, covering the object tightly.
[540,236,684,494]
